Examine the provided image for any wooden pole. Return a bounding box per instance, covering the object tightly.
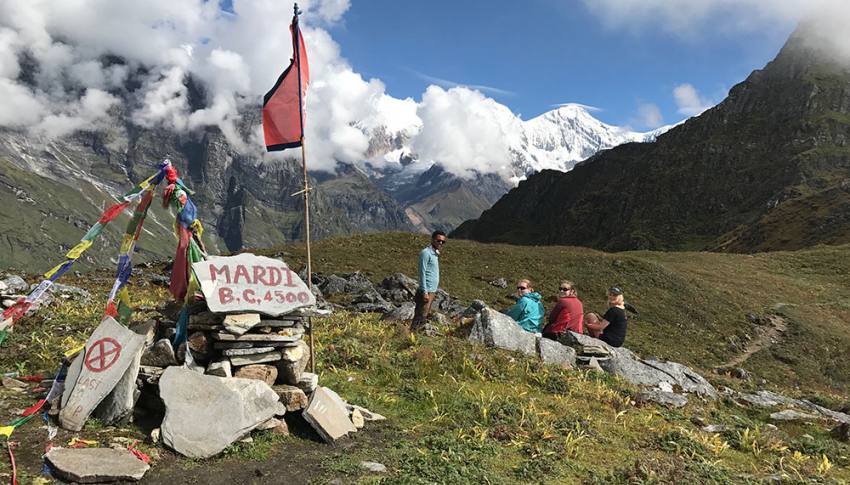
[292,3,315,374]
[300,140,315,373]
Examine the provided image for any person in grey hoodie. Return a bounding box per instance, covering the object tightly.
[411,230,446,332]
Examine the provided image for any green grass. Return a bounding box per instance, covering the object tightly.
[258,233,850,397]
[3,234,850,483]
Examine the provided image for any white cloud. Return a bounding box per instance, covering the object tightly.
[634,102,663,129]
[581,0,850,63]
[673,83,712,116]
[412,86,523,180]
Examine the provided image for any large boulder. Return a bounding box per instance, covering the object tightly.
[381,302,415,322]
[537,337,576,367]
[351,289,394,313]
[468,307,537,356]
[159,367,281,458]
[431,289,465,317]
[378,273,418,304]
[562,332,717,399]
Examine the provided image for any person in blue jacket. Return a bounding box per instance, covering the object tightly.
[411,230,446,332]
[505,278,545,333]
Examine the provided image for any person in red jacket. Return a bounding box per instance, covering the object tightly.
[542,280,584,341]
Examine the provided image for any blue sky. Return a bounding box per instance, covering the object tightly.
[326,0,796,128]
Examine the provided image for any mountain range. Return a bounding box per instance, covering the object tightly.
[453,23,850,253]
[0,67,656,269]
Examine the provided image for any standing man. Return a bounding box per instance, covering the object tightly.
[411,230,446,333]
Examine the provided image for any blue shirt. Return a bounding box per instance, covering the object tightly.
[418,246,440,292]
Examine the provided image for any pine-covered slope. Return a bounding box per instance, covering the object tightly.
[453,25,850,252]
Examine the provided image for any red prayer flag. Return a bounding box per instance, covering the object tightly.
[263,13,310,151]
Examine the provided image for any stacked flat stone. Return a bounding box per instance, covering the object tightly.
[182,309,317,394]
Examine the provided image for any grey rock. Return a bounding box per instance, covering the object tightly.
[585,357,604,372]
[277,340,310,384]
[206,359,232,378]
[187,331,212,362]
[537,337,576,367]
[468,307,537,356]
[212,331,303,342]
[635,389,689,408]
[341,271,375,294]
[562,332,717,399]
[461,299,488,317]
[381,302,416,322]
[734,390,850,424]
[257,417,283,431]
[770,409,820,422]
[347,404,387,422]
[45,448,149,483]
[321,275,349,295]
[351,408,365,429]
[489,278,508,288]
[223,313,261,336]
[360,461,387,473]
[93,343,143,425]
[141,339,178,367]
[59,317,147,431]
[129,320,158,348]
[223,346,277,356]
[273,384,309,412]
[233,364,278,386]
[189,311,223,325]
[431,289,465,317]
[303,387,357,443]
[831,423,850,442]
[377,273,418,303]
[49,283,91,300]
[230,351,282,366]
[297,372,319,393]
[159,367,280,458]
[701,424,729,433]
[0,275,27,294]
[351,289,394,313]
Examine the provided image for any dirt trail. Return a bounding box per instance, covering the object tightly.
[722,314,788,368]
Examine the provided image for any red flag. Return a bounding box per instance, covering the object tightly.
[263,13,310,151]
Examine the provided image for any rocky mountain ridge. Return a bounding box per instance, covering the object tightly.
[453,25,850,253]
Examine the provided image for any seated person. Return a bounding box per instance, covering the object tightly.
[542,280,583,341]
[583,287,628,347]
[505,279,544,333]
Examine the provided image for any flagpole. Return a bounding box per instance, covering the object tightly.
[292,3,316,374]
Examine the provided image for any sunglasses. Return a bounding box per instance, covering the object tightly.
[517,286,528,290]
[559,287,571,291]
[434,239,446,244]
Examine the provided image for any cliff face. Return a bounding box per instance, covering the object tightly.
[0,101,414,270]
[453,26,850,252]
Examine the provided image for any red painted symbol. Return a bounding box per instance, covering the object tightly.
[84,338,122,372]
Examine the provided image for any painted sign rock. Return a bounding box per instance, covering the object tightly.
[193,254,316,316]
[59,317,146,431]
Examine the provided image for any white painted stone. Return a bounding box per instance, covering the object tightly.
[303,386,357,443]
[59,317,146,431]
[193,254,315,316]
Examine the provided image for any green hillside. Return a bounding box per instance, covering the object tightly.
[2,233,849,483]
